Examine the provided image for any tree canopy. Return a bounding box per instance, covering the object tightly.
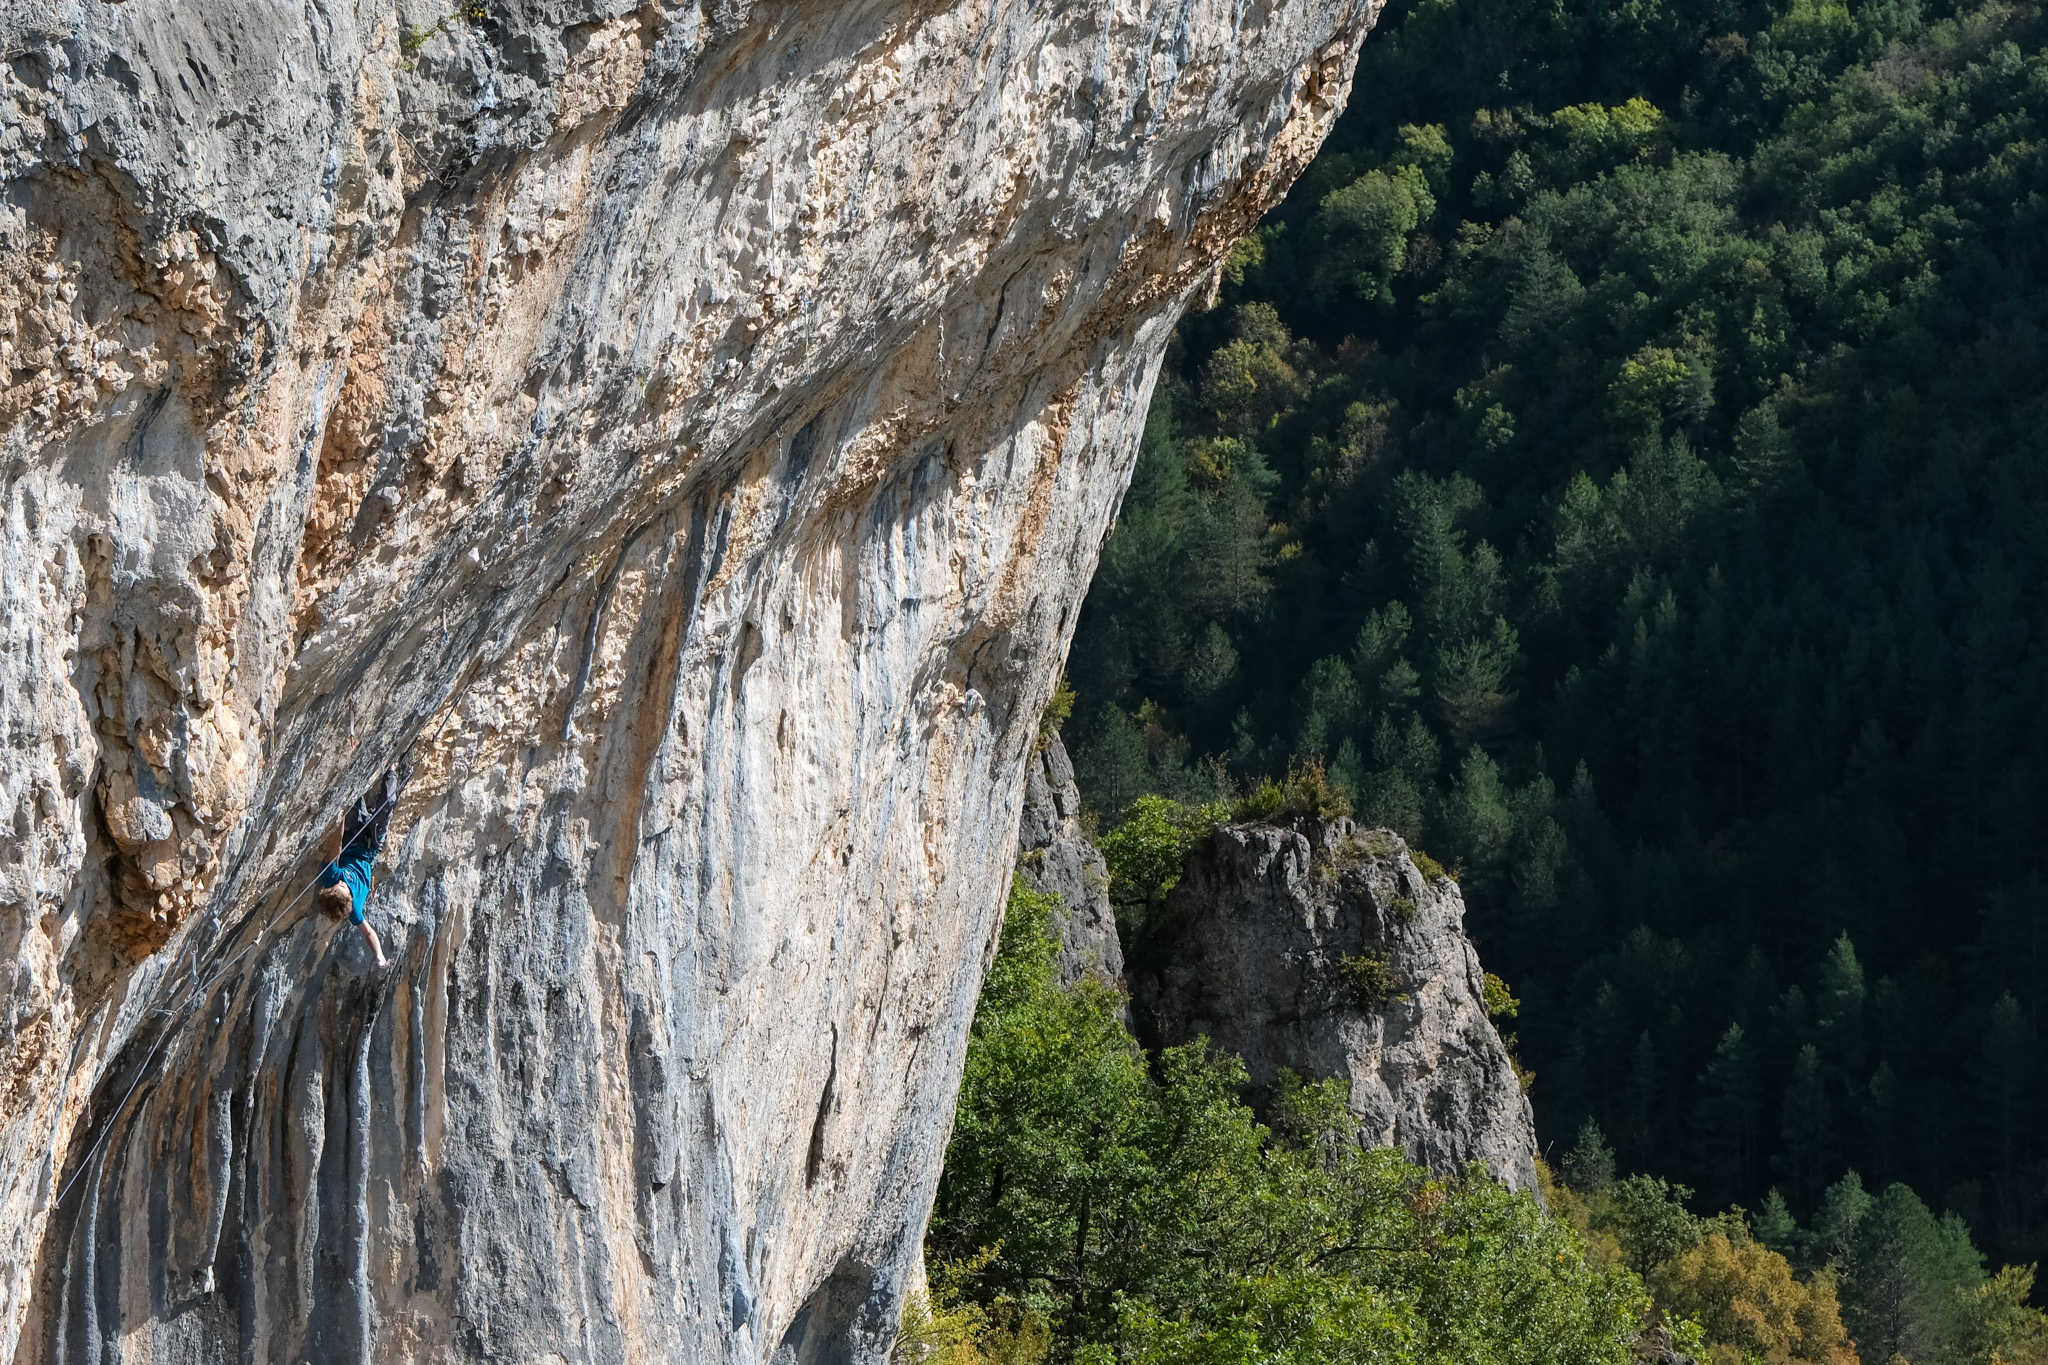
[1064,0,2048,1269]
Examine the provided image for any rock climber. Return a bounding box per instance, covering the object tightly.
[317,766,406,968]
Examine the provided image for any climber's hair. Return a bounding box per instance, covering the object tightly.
[318,883,354,920]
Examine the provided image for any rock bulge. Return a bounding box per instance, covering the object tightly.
[0,2,1379,1362]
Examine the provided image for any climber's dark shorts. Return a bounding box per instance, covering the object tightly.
[319,772,397,925]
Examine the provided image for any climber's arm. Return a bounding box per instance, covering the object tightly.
[357,916,390,969]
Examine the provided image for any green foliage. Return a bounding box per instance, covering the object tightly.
[1338,949,1408,1010]
[983,877,1063,1010]
[1231,776,1285,823]
[1754,1189,1800,1260]
[1743,1171,2048,1364]
[1653,1227,1856,1365]
[1964,1265,2048,1365]
[1607,348,1713,437]
[1548,1153,1856,1364]
[933,880,1649,1363]
[1564,1121,1617,1196]
[1038,675,1076,745]
[1229,761,1354,823]
[1311,165,1436,307]
[1095,795,1224,936]
[1598,1175,1703,1279]
[1839,1182,1987,1364]
[1406,847,1449,883]
[1550,98,1670,167]
[400,4,484,55]
[1481,973,1519,1021]
[1063,0,2048,1267]
[1220,232,1266,290]
[1282,759,1353,820]
[897,1252,1052,1365]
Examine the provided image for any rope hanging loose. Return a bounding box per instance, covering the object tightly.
[56,778,407,1208]
[55,675,474,1209]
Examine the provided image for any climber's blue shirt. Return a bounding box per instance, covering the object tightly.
[318,851,374,925]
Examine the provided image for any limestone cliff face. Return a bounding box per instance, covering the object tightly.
[1128,820,1540,1191]
[1013,734,1120,988]
[0,1,1380,1361]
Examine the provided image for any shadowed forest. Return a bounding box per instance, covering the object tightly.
[917,0,2048,1356]
[1071,0,2048,1262]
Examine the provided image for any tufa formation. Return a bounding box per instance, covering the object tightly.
[0,1,1381,1362]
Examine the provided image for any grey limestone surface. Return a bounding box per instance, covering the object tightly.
[0,1,1383,1362]
[1012,733,1122,988]
[1128,818,1541,1191]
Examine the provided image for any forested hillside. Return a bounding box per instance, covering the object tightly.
[1064,0,2048,1267]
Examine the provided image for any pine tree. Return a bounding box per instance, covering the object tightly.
[1754,1189,1800,1259]
[1816,934,1867,1082]
[1695,1022,1760,1205]
[1839,1183,1986,1365]
[1075,706,1152,823]
[1808,1171,1872,1270]
[1776,1045,1834,1211]
[1565,1118,1617,1195]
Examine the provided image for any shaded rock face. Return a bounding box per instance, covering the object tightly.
[1640,1325,1703,1365]
[1013,734,1120,987]
[0,2,1381,1361]
[1128,819,1539,1191]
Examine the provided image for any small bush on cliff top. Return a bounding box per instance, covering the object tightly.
[925,878,1648,1364]
[1232,775,1286,822]
[1281,758,1352,820]
[1232,760,1353,823]
[1406,846,1449,883]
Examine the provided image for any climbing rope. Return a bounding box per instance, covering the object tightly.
[53,627,482,1211]
[54,783,405,1208]
[51,680,472,1207]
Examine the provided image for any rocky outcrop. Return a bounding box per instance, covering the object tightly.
[1128,819,1540,1191]
[1013,734,1121,987]
[0,2,1381,1362]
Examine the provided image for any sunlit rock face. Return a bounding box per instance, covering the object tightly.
[0,1,1380,1361]
[1129,821,1542,1192]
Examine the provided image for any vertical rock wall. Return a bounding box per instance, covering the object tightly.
[1014,733,1121,987]
[0,1,1381,1361]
